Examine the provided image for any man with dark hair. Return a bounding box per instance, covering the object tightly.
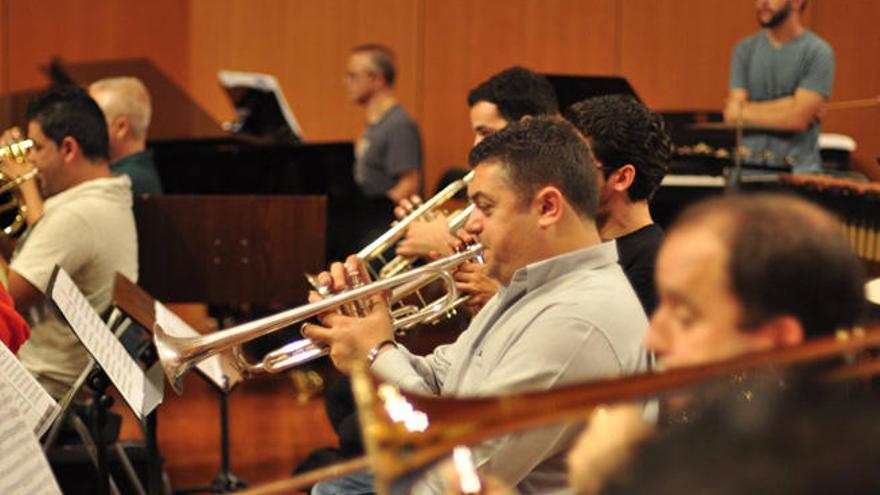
[724,0,833,173]
[304,117,648,494]
[345,43,422,203]
[0,85,138,399]
[565,193,864,495]
[565,95,672,315]
[395,66,558,311]
[448,193,866,495]
[466,66,559,145]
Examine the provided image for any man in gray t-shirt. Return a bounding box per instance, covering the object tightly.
[725,0,834,174]
[344,44,422,201]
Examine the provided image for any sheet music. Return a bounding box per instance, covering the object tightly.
[154,302,241,391]
[48,268,161,419]
[217,69,304,138]
[0,381,62,495]
[0,342,60,437]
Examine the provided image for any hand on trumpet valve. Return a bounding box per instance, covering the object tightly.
[396,212,455,258]
[0,127,35,178]
[394,194,426,220]
[303,255,396,375]
[448,232,497,315]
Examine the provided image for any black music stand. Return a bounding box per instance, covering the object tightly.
[131,194,326,493]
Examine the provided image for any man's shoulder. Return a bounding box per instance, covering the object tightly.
[734,31,766,52]
[380,105,419,130]
[801,30,834,57]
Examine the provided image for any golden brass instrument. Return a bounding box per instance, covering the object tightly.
[0,139,38,236]
[155,243,484,394]
[237,326,880,495]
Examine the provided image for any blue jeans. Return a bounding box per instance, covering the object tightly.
[311,470,375,495]
[311,470,420,495]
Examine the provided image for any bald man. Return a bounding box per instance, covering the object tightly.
[89,76,163,195]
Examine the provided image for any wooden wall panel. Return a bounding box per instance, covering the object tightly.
[421,0,618,193]
[4,0,189,92]
[187,0,422,143]
[812,0,880,180]
[0,0,7,93]
[619,0,755,110]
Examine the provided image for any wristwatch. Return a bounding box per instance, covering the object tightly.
[366,339,397,365]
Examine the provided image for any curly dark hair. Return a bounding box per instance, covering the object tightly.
[564,95,672,202]
[25,84,109,161]
[468,116,598,219]
[467,67,558,122]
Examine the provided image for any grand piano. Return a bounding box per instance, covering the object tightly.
[0,58,374,264]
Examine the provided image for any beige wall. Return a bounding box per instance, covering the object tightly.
[2,0,878,187]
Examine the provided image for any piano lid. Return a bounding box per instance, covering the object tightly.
[0,58,228,142]
[543,74,642,111]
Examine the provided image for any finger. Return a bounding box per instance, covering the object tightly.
[300,321,333,343]
[345,255,372,285]
[315,272,334,292]
[330,261,352,292]
[395,239,416,257]
[394,205,408,220]
[427,250,443,261]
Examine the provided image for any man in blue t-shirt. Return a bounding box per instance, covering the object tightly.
[725,0,834,174]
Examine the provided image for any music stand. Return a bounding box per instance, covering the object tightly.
[131,194,326,493]
[218,70,303,144]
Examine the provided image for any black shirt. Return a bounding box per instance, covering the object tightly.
[616,223,664,316]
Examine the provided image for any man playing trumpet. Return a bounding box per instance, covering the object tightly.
[303,117,649,494]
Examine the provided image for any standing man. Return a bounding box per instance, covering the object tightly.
[724,0,834,173]
[0,85,138,399]
[305,118,648,494]
[565,95,672,316]
[345,44,422,204]
[89,76,163,195]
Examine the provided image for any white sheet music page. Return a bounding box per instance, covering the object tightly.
[0,380,62,494]
[0,342,60,437]
[154,302,241,390]
[48,267,155,419]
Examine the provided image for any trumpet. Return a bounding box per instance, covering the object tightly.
[0,139,33,161]
[155,243,484,394]
[0,139,37,236]
[237,326,880,495]
[358,170,474,279]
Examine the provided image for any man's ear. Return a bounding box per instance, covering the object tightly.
[59,136,80,163]
[534,186,564,228]
[610,164,636,192]
[111,115,131,140]
[748,316,805,352]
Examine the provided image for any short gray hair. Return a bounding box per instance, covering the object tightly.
[89,76,152,139]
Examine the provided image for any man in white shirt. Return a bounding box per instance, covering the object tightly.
[0,85,138,399]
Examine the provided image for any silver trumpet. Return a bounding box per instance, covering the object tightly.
[154,243,484,394]
[358,170,474,279]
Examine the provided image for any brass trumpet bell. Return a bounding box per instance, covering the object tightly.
[0,139,36,236]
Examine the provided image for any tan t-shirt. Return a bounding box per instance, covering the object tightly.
[11,176,138,399]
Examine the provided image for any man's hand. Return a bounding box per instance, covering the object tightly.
[567,404,654,495]
[301,255,395,374]
[394,195,457,259]
[449,230,498,315]
[397,214,456,258]
[0,127,35,179]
